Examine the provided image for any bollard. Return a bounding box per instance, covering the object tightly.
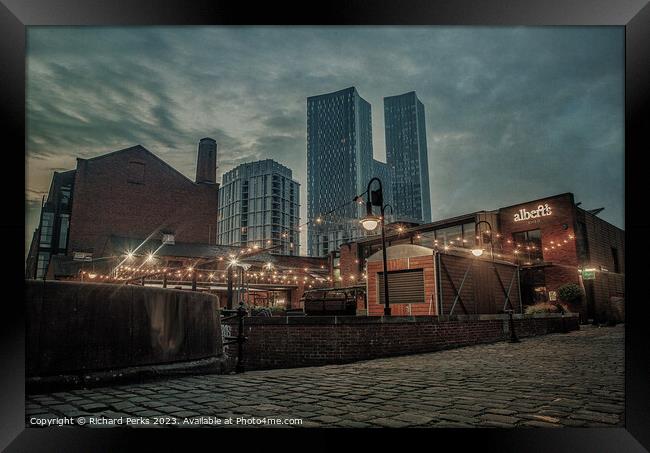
[506,309,520,343]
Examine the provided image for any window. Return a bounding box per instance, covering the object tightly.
[127,161,145,184]
[432,223,475,248]
[60,184,71,206]
[435,225,462,247]
[512,229,543,264]
[462,222,476,247]
[58,214,70,250]
[377,269,425,304]
[611,247,620,273]
[39,212,54,248]
[36,252,50,279]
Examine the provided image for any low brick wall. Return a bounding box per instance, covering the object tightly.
[225,313,579,371]
[26,280,222,378]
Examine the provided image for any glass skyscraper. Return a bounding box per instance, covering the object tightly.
[307,87,374,257]
[384,91,431,224]
[218,159,300,255]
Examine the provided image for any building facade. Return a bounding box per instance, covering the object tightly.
[217,159,300,255]
[307,87,374,257]
[26,140,220,279]
[384,91,431,223]
[25,170,76,279]
[363,244,522,317]
[334,193,624,322]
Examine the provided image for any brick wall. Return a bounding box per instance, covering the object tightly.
[68,145,219,256]
[500,193,579,270]
[338,242,361,284]
[577,208,625,322]
[366,255,436,316]
[500,193,586,315]
[224,314,579,372]
[365,251,521,317]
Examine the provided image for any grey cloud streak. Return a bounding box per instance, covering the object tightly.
[25,26,624,256]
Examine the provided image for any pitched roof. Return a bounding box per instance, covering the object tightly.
[106,235,240,259]
[105,236,327,269]
[80,144,197,186]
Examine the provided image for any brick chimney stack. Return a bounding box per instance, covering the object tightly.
[195,137,217,184]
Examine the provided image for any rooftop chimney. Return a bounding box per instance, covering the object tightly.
[195,137,217,184]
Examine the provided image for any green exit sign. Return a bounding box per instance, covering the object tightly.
[582,270,596,280]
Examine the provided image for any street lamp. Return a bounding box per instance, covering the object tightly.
[358,177,392,316]
[472,220,494,261]
[360,214,381,231]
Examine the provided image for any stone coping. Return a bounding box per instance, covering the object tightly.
[27,279,220,300]
[27,356,225,394]
[234,312,579,325]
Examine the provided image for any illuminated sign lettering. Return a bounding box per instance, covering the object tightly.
[514,204,552,222]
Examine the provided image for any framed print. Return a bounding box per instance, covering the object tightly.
[2,0,649,451]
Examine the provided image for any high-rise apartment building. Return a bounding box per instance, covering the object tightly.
[307,87,374,257]
[218,159,300,255]
[384,91,431,224]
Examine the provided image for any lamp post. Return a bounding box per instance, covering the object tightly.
[226,260,236,309]
[358,177,392,316]
[471,220,494,261]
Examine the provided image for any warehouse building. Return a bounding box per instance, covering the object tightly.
[333,193,624,322]
[26,139,220,279]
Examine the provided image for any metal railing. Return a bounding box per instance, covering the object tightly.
[220,301,248,373]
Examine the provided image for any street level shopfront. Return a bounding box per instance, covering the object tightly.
[333,193,624,322]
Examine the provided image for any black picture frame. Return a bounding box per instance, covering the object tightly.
[2,1,648,451]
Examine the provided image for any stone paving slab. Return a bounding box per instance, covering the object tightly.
[25,325,624,428]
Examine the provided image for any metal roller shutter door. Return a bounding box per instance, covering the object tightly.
[377,269,425,304]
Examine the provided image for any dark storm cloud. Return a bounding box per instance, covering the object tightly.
[25,26,624,256]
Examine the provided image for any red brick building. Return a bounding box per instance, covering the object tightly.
[25,139,330,308]
[333,193,625,322]
[26,140,220,279]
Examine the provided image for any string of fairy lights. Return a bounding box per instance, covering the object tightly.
[330,230,580,284]
[81,258,332,289]
[273,194,371,249]
[76,199,364,286]
[73,186,580,289]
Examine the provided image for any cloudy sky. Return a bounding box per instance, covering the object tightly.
[25,26,624,256]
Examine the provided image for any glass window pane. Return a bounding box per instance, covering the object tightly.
[39,212,54,247]
[462,222,476,248]
[435,225,462,247]
[512,229,543,264]
[58,215,70,249]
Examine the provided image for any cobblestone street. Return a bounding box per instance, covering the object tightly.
[26,325,625,428]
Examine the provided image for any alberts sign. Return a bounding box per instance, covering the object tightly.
[514,204,552,222]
